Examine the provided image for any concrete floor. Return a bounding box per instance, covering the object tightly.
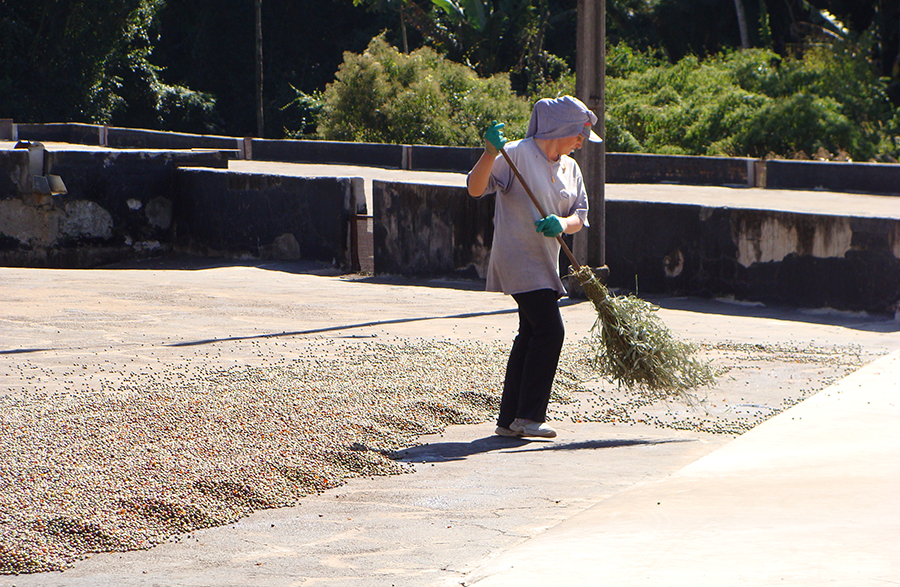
[1,258,898,586]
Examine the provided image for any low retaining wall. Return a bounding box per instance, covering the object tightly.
[373,181,495,279]
[175,169,363,266]
[606,153,756,187]
[605,202,900,313]
[405,145,482,173]
[15,123,242,151]
[767,159,900,195]
[0,146,233,267]
[374,181,900,314]
[12,121,900,195]
[252,138,403,169]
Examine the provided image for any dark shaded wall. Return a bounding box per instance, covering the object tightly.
[175,169,362,266]
[374,181,900,314]
[373,181,495,279]
[604,203,900,314]
[767,159,900,196]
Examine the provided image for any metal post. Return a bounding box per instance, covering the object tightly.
[255,0,265,138]
[575,0,606,268]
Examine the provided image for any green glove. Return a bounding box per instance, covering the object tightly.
[484,122,507,155]
[535,215,564,237]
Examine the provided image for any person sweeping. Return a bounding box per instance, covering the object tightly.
[467,95,603,439]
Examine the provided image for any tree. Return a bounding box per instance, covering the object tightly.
[0,0,215,130]
[734,0,751,48]
[316,35,531,145]
[353,0,570,94]
[153,0,396,137]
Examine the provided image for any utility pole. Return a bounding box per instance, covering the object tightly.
[575,0,606,269]
[255,0,264,137]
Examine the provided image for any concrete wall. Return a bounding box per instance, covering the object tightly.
[373,181,495,279]
[0,147,233,267]
[175,168,363,266]
[252,138,404,169]
[16,123,242,151]
[0,148,29,199]
[767,159,900,196]
[605,203,900,313]
[606,153,755,187]
[406,145,482,173]
[373,181,900,314]
[4,123,899,310]
[14,122,900,195]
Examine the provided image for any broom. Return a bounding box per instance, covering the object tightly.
[498,147,715,401]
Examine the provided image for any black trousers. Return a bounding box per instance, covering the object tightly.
[497,288,565,428]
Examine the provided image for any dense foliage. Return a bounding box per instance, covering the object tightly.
[0,0,215,129]
[601,40,899,160]
[307,36,900,160]
[0,0,393,135]
[314,36,531,145]
[2,0,899,159]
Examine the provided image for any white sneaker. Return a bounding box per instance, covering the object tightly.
[494,425,519,437]
[510,418,557,438]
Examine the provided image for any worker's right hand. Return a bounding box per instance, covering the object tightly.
[535,214,565,237]
[484,122,507,155]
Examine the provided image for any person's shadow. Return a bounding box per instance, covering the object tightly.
[391,436,690,463]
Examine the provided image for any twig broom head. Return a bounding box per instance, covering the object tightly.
[572,266,716,402]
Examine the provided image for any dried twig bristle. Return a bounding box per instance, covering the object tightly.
[571,266,716,402]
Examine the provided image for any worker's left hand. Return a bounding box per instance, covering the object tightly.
[484,122,507,155]
[535,214,565,237]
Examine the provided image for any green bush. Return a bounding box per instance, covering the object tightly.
[605,43,898,159]
[304,35,900,161]
[314,36,531,146]
[740,93,855,157]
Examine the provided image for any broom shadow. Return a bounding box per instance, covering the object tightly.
[165,307,524,347]
[392,437,691,463]
[648,295,900,334]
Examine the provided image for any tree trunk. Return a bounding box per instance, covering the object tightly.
[400,8,409,54]
[734,0,750,48]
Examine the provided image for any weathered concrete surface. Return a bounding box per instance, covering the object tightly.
[0,260,898,587]
[174,168,364,266]
[0,142,234,267]
[605,201,900,313]
[0,146,28,196]
[370,178,900,313]
[373,181,495,279]
[465,349,900,587]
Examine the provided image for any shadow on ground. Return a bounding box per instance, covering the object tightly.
[103,254,900,334]
[393,436,692,463]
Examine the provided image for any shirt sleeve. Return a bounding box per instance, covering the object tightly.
[568,161,590,227]
[485,151,513,195]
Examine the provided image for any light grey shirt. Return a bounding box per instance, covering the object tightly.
[472,138,589,296]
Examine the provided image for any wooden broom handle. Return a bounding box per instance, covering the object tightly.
[499,147,581,270]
